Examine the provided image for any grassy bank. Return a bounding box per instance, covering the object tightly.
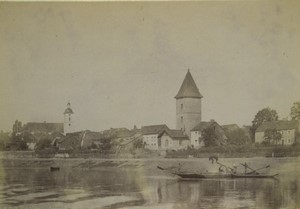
[166,144,300,158]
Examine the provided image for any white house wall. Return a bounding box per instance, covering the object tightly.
[160,133,189,150]
[191,131,204,148]
[255,132,265,144]
[143,134,159,150]
[255,129,296,145]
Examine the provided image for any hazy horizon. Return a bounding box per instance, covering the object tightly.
[1,1,300,132]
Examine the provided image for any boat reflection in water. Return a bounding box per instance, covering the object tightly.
[0,161,299,209]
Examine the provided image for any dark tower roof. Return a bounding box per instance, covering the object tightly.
[175,70,203,99]
[64,102,74,114]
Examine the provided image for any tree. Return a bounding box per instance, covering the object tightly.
[251,107,279,140]
[264,129,282,145]
[12,120,23,135]
[35,137,53,150]
[8,134,28,150]
[290,101,300,121]
[202,126,219,147]
[99,137,114,152]
[225,128,250,145]
[0,131,10,150]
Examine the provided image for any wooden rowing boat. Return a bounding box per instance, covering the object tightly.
[174,172,232,179]
[157,166,278,179]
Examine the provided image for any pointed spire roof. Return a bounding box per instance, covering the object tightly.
[64,101,74,114]
[175,70,203,99]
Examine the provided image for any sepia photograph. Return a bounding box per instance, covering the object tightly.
[0,1,300,208]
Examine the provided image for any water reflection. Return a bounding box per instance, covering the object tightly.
[0,160,299,209]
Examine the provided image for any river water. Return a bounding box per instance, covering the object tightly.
[0,157,299,209]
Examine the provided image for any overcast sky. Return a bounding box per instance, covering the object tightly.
[0,1,299,132]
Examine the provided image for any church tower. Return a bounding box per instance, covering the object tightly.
[175,70,203,138]
[64,101,74,134]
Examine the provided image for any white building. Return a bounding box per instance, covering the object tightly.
[141,125,189,150]
[190,120,227,148]
[64,101,74,134]
[255,120,299,145]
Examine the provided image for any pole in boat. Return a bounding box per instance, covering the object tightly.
[240,163,270,175]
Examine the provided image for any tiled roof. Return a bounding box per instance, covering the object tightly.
[256,120,299,132]
[191,121,214,132]
[175,70,203,99]
[23,122,64,133]
[221,124,240,132]
[106,128,133,138]
[141,124,169,135]
[159,129,188,139]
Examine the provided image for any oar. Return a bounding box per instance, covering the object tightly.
[246,165,270,174]
[241,163,268,174]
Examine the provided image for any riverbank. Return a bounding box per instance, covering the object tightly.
[2,155,300,176]
[1,143,300,160]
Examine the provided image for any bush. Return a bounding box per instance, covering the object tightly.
[35,138,53,150]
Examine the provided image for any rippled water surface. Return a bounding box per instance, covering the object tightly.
[0,157,299,209]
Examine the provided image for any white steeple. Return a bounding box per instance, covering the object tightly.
[64,101,74,134]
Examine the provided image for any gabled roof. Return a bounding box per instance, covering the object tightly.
[23,122,64,133]
[141,124,169,135]
[191,121,215,132]
[58,130,104,150]
[102,128,133,138]
[159,129,188,139]
[256,120,299,132]
[221,124,240,132]
[175,70,203,99]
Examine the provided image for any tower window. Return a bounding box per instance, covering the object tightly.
[181,104,183,110]
[181,116,183,123]
[69,117,71,121]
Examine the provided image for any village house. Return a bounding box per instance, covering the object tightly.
[141,124,189,151]
[255,120,299,145]
[141,125,169,150]
[158,129,189,150]
[55,127,140,151]
[18,102,74,150]
[55,130,103,150]
[190,120,227,148]
[21,122,64,150]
